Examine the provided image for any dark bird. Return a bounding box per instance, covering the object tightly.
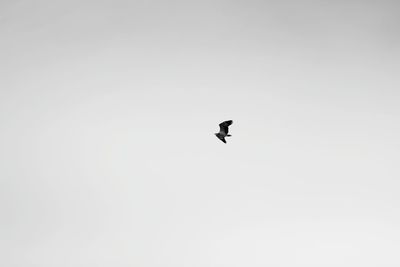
[215,120,233,143]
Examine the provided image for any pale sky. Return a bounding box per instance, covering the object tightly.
[1,1,400,266]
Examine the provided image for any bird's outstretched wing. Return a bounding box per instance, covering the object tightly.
[219,120,233,134]
[216,135,226,143]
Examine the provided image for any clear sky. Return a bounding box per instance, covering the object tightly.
[1,1,400,266]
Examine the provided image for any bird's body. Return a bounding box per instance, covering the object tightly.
[215,120,233,143]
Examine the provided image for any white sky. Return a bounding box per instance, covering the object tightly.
[1,1,400,266]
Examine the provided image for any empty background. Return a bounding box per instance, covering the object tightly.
[1,0,399,266]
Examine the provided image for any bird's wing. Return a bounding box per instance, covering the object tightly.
[219,120,233,134]
[217,136,226,143]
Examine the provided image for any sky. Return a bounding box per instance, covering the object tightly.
[1,0,400,266]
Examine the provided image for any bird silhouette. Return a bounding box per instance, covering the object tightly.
[215,120,233,143]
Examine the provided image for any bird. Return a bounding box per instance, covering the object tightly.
[215,120,233,143]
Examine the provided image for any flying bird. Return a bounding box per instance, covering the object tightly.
[215,120,233,143]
